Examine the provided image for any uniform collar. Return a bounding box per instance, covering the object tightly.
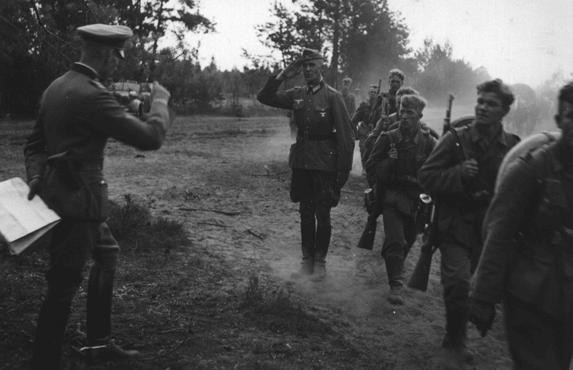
[72,62,100,80]
[307,79,324,95]
[468,122,509,147]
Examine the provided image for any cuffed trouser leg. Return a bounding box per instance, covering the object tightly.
[87,223,119,345]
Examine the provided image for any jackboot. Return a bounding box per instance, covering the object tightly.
[385,256,405,305]
[291,258,314,279]
[442,308,474,364]
[310,260,326,282]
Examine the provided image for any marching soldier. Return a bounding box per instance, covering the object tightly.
[418,79,520,366]
[352,84,379,169]
[257,48,355,281]
[469,82,573,369]
[365,94,437,304]
[25,24,173,368]
[341,76,357,117]
[368,68,405,126]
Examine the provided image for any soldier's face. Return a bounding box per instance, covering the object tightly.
[399,106,421,131]
[101,50,120,80]
[342,81,351,93]
[302,60,322,85]
[368,88,377,99]
[475,92,508,127]
[389,77,402,94]
[556,100,573,146]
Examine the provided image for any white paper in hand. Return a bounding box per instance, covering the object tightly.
[0,177,61,254]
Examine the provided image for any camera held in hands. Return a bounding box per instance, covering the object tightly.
[109,80,152,118]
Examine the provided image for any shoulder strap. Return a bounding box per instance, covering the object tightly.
[448,126,468,161]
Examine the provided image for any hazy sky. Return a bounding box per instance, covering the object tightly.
[187,0,573,87]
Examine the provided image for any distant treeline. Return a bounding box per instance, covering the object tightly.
[0,1,567,121]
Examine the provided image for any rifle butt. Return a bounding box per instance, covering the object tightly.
[357,215,377,250]
[407,241,435,291]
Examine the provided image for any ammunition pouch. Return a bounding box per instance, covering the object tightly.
[43,155,107,221]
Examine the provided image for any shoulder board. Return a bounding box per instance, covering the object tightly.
[89,80,106,90]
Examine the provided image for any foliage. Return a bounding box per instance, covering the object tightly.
[107,194,189,254]
[255,0,411,88]
[0,0,212,117]
[411,39,491,104]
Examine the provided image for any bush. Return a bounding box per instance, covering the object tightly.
[107,194,189,254]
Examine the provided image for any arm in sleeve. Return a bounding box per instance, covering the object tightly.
[365,133,390,177]
[332,92,355,172]
[471,160,537,303]
[418,131,467,198]
[79,90,172,151]
[24,104,47,182]
[256,76,294,109]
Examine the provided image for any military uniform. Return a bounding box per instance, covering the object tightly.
[342,91,356,119]
[257,75,354,270]
[351,99,375,167]
[25,25,171,369]
[418,122,519,351]
[365,125,436,291]
[471,140,573,369]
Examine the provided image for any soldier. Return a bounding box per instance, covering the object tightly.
[368,68,405,126]
[24,24,173,369]
[469,82,573,369]
[352,84,379,169]
[362,86,434,179]
[418,79,520,366]
[341,76,357,118]
[365,94,437,304]
[256,48,355,281]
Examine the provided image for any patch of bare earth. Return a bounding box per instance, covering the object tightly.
[1,115,511,369]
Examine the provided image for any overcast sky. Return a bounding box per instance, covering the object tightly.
[184,0,573,87]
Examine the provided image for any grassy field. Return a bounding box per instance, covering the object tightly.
[0,114,514,370]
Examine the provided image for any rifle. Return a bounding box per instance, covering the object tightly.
[441,94,455,136]
[408,94,454,291]
[357,187,382,250]
[407,194,438,291]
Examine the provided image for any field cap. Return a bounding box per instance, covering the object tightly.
[77,24,133,59]
[298,48,323,63]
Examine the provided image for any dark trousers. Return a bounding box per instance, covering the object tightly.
[31,221,119,369]
[291,169,337,263]
[440,241,481,344]
[504,294,573,370]
[381,206,416,287]
[299,200,332,262]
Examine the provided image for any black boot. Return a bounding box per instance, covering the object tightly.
[442,308,474,364]
[385,256,405,305]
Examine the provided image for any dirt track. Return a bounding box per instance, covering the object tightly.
[0,115,512,369]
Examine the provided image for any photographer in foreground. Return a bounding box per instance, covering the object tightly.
[24,23,173,369]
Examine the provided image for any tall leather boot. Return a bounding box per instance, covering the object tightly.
[442,307,474,364]
[292,217,315,278]
[385,255,405,305]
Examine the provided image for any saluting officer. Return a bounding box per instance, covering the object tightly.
[257,48,355,281]
[25,24,173,369]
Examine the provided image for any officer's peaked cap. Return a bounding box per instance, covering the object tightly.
[299,48,324,63]
[77,24,133,59]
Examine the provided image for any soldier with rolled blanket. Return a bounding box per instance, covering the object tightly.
[365,94,437,304]
[469,82,573,369]
[257,48,355,281]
